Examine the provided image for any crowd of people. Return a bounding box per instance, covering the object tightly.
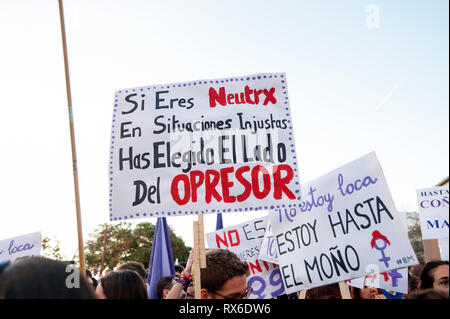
[0,249,448,299]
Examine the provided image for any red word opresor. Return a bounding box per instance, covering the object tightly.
[170,164,296,205]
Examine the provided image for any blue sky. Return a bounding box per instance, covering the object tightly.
[0,0,448,259]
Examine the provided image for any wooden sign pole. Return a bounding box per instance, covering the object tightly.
[100,224,108,275]
[192,221,201,299]
[298,290,307,299]
[193,215,207,299]
[423,239,442,262]
[339,281,352,299]
[198,215,207,268]
[58,0,86,276]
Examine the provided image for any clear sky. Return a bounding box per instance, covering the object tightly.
[0,0,448,260]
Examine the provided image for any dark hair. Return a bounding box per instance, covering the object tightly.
[306,283,341,299]
[174,265,184,274]
[420,260,449,290]
[200,249,249,292]
[85,269,98,289]
[99,270,148,299]
[0,261,10,277]
[117,261,147,281]
[0,257,96,299]
[409,288,449,299]
[408,274,420,293]
[408,263,425,294]
[350,286,361,300]
[350,286,382,300]
[156,276,174,299]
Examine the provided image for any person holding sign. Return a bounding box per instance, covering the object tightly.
[166,250,194,299]
[200,249,251,299]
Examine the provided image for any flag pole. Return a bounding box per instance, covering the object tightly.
[58,0,86,276]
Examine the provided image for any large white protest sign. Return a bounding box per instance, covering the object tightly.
[0,232,41,264]
[109,73,301,221]
[269,152,418,294]
[416,186,449,240]
[205,216,285,299]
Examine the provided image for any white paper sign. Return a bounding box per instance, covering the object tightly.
[206,216,285,299]
[416,186,449,240]
[365,267,409,294]
[347,211,410,294]
[347,277,365,289]
[347,267,409,294]
[0,232,42,264]
[269,152,418,294]
[258,219,279,264]
[109,73,302,221]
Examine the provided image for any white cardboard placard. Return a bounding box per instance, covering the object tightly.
[0,231,41,264]
[416,186,449,240]
[269,152,418,294]
[109,73,301,221]
[206,216,285,299]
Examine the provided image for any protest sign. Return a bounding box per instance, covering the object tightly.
[269,152,418,294]
[347,210,410,294]
[416,186,449,240]
[347,267,409,294]
[0,232,41,264]
[259,219,279,264]
[205,216,285,299]
[365,267,408,294]
[109,73,301,221]
[347,277,365,289]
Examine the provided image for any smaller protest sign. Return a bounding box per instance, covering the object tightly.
[258,219,279,264]
[348,266,409,294]
[365,267,408,294]
[347,211,410,294]
[0,232,41,264]
[347,277,365,289]
[206,216,285,299]
[416,186,449,240]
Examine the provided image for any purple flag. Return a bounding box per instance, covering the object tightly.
[147,217,175,299]
[216,213,224,230]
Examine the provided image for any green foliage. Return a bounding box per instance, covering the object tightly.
[42,236,65,261]
[405,211,425,263]
[84,222,191,270]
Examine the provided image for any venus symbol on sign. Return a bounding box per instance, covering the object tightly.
[371,231,391,268]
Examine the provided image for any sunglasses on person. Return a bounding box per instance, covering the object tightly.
[209,286,253,299]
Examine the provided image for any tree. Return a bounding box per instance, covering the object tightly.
[405,211,425,263]
[42,236,65,261]
[84,222,191,271]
